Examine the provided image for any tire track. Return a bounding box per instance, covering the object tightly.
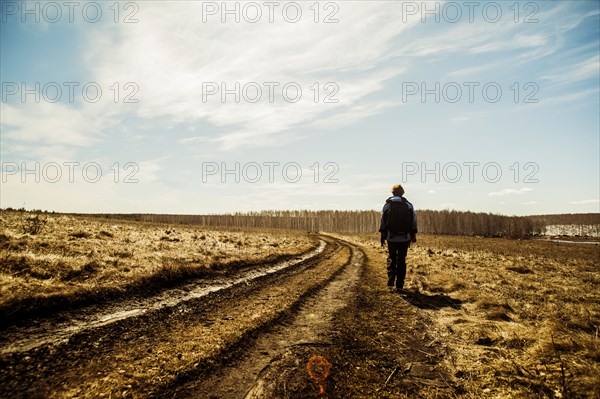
[0,241,326,355]
[0,236,357,398]
[161,237,365,399]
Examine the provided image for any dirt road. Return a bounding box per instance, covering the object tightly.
[0,235,455,398]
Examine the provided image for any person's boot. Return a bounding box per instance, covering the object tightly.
[387,276,395,287]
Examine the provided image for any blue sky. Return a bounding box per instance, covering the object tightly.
[1,0,599,215]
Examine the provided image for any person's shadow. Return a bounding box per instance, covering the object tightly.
[401,290,462,310]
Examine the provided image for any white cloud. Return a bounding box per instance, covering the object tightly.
[1,103,98,148]
[489,188,533,197]
[470,33,548,54]
[540,55,600,87]
[1,87,131,161]
[568,199,600,205]
[446,63,497,77]
[135,159,166,184]
[85,2,420,150]
[310,100,401,130]
[0,167,184,213]
[450,116,470,123]
[528,88,599,108]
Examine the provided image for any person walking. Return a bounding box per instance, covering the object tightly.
[379,184,417,292]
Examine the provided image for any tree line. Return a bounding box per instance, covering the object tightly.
[122,209,597,238]
[5,208,597,238]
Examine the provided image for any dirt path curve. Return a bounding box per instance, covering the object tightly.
[0,235,361,398]
[0,241,326,356]
[163,236,365,398]
[1,234,459,398]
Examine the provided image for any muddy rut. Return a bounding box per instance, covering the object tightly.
[165,237,364,398]
[0,241,326,356]
[0,235,364,398]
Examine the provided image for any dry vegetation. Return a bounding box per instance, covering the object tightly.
[335,233,599,398]
[0,210,316,323]
[1,208,598,398]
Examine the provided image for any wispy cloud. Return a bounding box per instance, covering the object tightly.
[527,88,599,108]
[310,100,401,130]
[489,188,533,197]
[1,103,98,148]
[568,199,600,205]
[85,2,420,150]
[540,55,600,88]
[470,33,549,54]
[446,63,498,78]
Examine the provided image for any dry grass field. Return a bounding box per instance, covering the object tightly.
[331,233,599,398]
[0,210,316,323]
[1,211,598,398]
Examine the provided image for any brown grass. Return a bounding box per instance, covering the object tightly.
[0,211,316,324]
[0,237,351,398]
[332,233,600,398]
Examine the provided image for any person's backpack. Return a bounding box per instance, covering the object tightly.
[384,197,413,235]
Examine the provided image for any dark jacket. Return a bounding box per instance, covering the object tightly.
[379,196,418,242]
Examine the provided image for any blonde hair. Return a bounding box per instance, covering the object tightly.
[391,184,404,197]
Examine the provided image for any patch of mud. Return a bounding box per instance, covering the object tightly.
[167,243,364,398]
[0,241,326,355]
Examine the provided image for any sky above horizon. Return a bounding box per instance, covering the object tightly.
[1,0,599,216]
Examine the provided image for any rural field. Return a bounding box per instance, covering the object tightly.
[0,210,599,398]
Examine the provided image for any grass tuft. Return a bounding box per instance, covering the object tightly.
[506,265,534,274]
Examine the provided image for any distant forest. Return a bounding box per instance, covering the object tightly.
[5,208,598,239]
[105,210,600,239]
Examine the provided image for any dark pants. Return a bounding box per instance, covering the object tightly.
[387,241,410,289]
